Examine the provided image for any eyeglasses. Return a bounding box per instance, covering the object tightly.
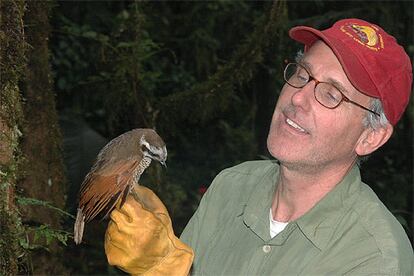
[283,63,380,117]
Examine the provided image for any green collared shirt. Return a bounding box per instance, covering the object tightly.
[181,160,413,275]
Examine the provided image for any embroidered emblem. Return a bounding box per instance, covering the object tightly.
[340,23,384,51]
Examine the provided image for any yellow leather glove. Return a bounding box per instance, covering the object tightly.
[105,185,194,276]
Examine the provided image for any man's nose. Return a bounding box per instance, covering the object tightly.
[291,80,315,111]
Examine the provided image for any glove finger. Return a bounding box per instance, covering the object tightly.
[106,220,125,245]
[106,220,154,256]
[118,196,147,219]
[132,186,174,228]
[107,217,172,260]
[111,202,169,236]
[105,221,129,254]
[105,237,134,269]
[110,207,134,230]
[113,195,158,225]
[133,186,169,215]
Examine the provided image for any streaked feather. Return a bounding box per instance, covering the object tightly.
[79,159,139,222]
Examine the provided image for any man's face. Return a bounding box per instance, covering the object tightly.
[267,41,373,172]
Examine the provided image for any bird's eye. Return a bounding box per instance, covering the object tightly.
[143,146,160,158]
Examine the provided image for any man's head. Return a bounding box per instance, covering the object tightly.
[289,18,412,126]
[267,18,412,171]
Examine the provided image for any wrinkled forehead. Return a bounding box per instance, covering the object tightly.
[302,41,360,96]
[302,41,375,105]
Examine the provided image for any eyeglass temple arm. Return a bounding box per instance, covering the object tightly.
[342,97,380,117]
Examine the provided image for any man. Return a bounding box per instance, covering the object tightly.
[104,18,413,275]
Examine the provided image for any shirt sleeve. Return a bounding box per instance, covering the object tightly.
[342,254,414,276]
[180,171,225,262]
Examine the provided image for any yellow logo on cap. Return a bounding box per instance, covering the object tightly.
[341,23,384,51]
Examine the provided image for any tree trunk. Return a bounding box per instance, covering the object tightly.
[0,0,27,275]
[18,0,69,274]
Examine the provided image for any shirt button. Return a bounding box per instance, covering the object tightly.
[262,245,271,253]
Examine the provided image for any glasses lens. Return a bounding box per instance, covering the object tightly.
[315,83,342,108]
[284,63,309,88]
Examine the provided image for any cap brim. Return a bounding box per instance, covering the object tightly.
[289,26,379,99]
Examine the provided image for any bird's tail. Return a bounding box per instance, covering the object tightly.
[74,208,85,244]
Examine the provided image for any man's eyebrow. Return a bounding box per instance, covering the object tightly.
[299,59,349,95]
[298,60,313,71]
[326,78,349,95]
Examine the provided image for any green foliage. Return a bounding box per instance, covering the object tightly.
[17,196,75,219]
[52,2,163,134]
[19,224,70,250]
[0,102,25,276]
[52,16,92,92]
[13,196,72,273]
[0,207,25,275]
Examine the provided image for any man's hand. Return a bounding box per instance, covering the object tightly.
[105,185,194,275]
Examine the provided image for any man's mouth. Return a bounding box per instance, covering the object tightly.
[286,118,307,133]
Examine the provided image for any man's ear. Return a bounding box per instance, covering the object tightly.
[355,123,393,156]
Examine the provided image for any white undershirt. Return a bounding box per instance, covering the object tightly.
[269,209,289,238]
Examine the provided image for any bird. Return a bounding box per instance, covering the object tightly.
[73,128,167,244]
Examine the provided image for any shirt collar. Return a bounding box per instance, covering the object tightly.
[242,161,279,241]
[295,165,362,250]
[242,162,362,249]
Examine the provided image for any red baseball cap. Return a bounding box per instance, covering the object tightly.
[289,18,412,125]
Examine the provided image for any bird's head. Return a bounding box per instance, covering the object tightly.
[139,130,167,167]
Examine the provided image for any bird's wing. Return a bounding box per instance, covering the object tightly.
[94,130,143,168]
[79,158,139,222]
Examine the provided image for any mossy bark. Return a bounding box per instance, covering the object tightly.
[0,0,68,274]
[18,0,69,274]
[0,0,27,275]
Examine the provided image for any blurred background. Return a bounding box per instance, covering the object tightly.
[0,0,412,275]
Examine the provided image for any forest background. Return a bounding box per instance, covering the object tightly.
[0,0,412,275]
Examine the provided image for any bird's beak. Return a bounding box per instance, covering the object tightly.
[160,160,167,168]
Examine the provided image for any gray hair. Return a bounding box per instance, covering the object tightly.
[295,50,304,62]
[357,99,389,166]
[362,98,389,129]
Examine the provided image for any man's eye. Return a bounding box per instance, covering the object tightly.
[295,69,308,82]
[297,74,308,82]
[328,92,338,101]
[324,90,340,103]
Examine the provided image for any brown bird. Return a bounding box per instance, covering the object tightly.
[73,128,167,244]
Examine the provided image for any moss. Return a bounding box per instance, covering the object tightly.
[0,0,27,275]
[17,0,69,273]
[1,0,69,271]
[0,205,25,275]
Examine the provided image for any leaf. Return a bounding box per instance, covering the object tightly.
[83,31,98,39]
[16,196,75,219]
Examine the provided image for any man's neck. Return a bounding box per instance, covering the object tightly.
[271,161,355,222]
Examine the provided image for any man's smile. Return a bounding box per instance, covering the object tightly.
[285,117,307,133]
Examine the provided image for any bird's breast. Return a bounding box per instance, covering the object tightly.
[133,156,152,184]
